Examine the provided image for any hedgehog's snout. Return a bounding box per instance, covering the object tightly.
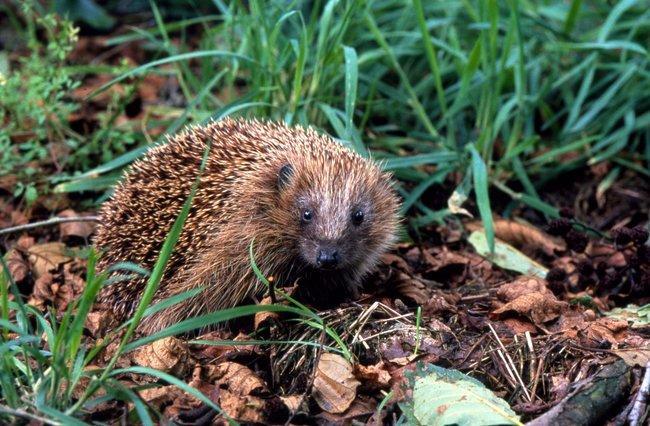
[299,238,346,270]
[316,245,340,269]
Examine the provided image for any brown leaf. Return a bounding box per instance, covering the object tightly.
[391,271,430,304]
[502,318,538,335]
[254,295,278,330]
[0,174,18,193]
[16,235,35,250]
[132,337,193,377]
[28,273,54,309]
[191,330,239,361]
[206,362,267,423]
[468,219,566,255]
[552,312,628,348]
[279,395,303,412]
[496,276,553,303]
[612,349,650,367]
[10,210,28,226]
[207,362,266,396]
[139,385,180,410]
[312,353,360,414]
[423,292,457,316]
[582,317,628,347]
[219,389,265,423]
[85,310,118,337]
[28,273,74,311]
[315,395,377,423]
[422,247,495,285]
[491,292,568,324]
[354,361,391,389]
[5,249,29,283]
[27,242,70,279]
[58,209,96,241]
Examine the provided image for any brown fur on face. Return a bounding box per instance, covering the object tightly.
[94,118,401,335]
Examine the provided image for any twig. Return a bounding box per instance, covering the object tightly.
[0,216,100,236]
[458,334,488,366]
[628,361,650,426]
[284,319,327,426]
[488,323,532,401]
[0,405,59,425]
[496,349,519,390]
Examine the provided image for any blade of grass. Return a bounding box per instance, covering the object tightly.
[87,50,255,99]
[364,11,439,139]
[469,146,494,252]
[342,45,365,154]
[111,366,232,423]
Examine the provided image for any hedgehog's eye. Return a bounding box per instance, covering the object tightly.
[301,209,313,223]
[351,210,365,226]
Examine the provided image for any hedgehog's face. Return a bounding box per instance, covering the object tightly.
[274,158,400,275]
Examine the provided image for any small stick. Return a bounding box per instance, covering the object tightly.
[628,361,650,426]
[496,349,518,390]
[0,216,100,236]
[489,323,532,401]
[0,405,58,425]
[284,319,327,426]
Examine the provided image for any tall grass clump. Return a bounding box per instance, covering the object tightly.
[58,0,649,246]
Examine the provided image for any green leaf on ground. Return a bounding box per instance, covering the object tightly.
[605,304,650,328]
[411,365,521,426]
[468,230,548,278]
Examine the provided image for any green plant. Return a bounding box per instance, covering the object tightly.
[56,0,648,249]
[0,1,143,203]
[398,363,522,425]
[0,3,80,189]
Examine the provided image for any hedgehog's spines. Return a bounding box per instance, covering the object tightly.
[94,119,400,335]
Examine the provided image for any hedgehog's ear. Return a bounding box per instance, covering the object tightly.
[277,163,294,191]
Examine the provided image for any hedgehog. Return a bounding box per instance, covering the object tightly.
[94,118,401,335]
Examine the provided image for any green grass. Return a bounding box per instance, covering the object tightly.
[55,0,649,234]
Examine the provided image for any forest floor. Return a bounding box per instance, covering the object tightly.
[2,156,649,424]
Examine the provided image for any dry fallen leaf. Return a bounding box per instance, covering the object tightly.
[132,337,193,377]
[254,295,279,330]
[491,292,568,324]
[219,389,265,423]
[28,273,74,311]
[496,276,553,302]
[469,219,566,256]
[612,349,650,367]
[205,362,267,423]
[502,318,537,335]
[581,317,628,348]
[316,395,377,424]
[354,361,391,389]
[16,235,35,250]
[5,249,29,283]
[139,385,180,410]
[280,395,303,412]
[27,242,70,279]
[552,312,628,348]
[58,209,96,241]
[207,361,266,396]
[312,353,361,414]
[391,271,430,304]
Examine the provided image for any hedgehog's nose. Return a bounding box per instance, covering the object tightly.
[317,248,339,269]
